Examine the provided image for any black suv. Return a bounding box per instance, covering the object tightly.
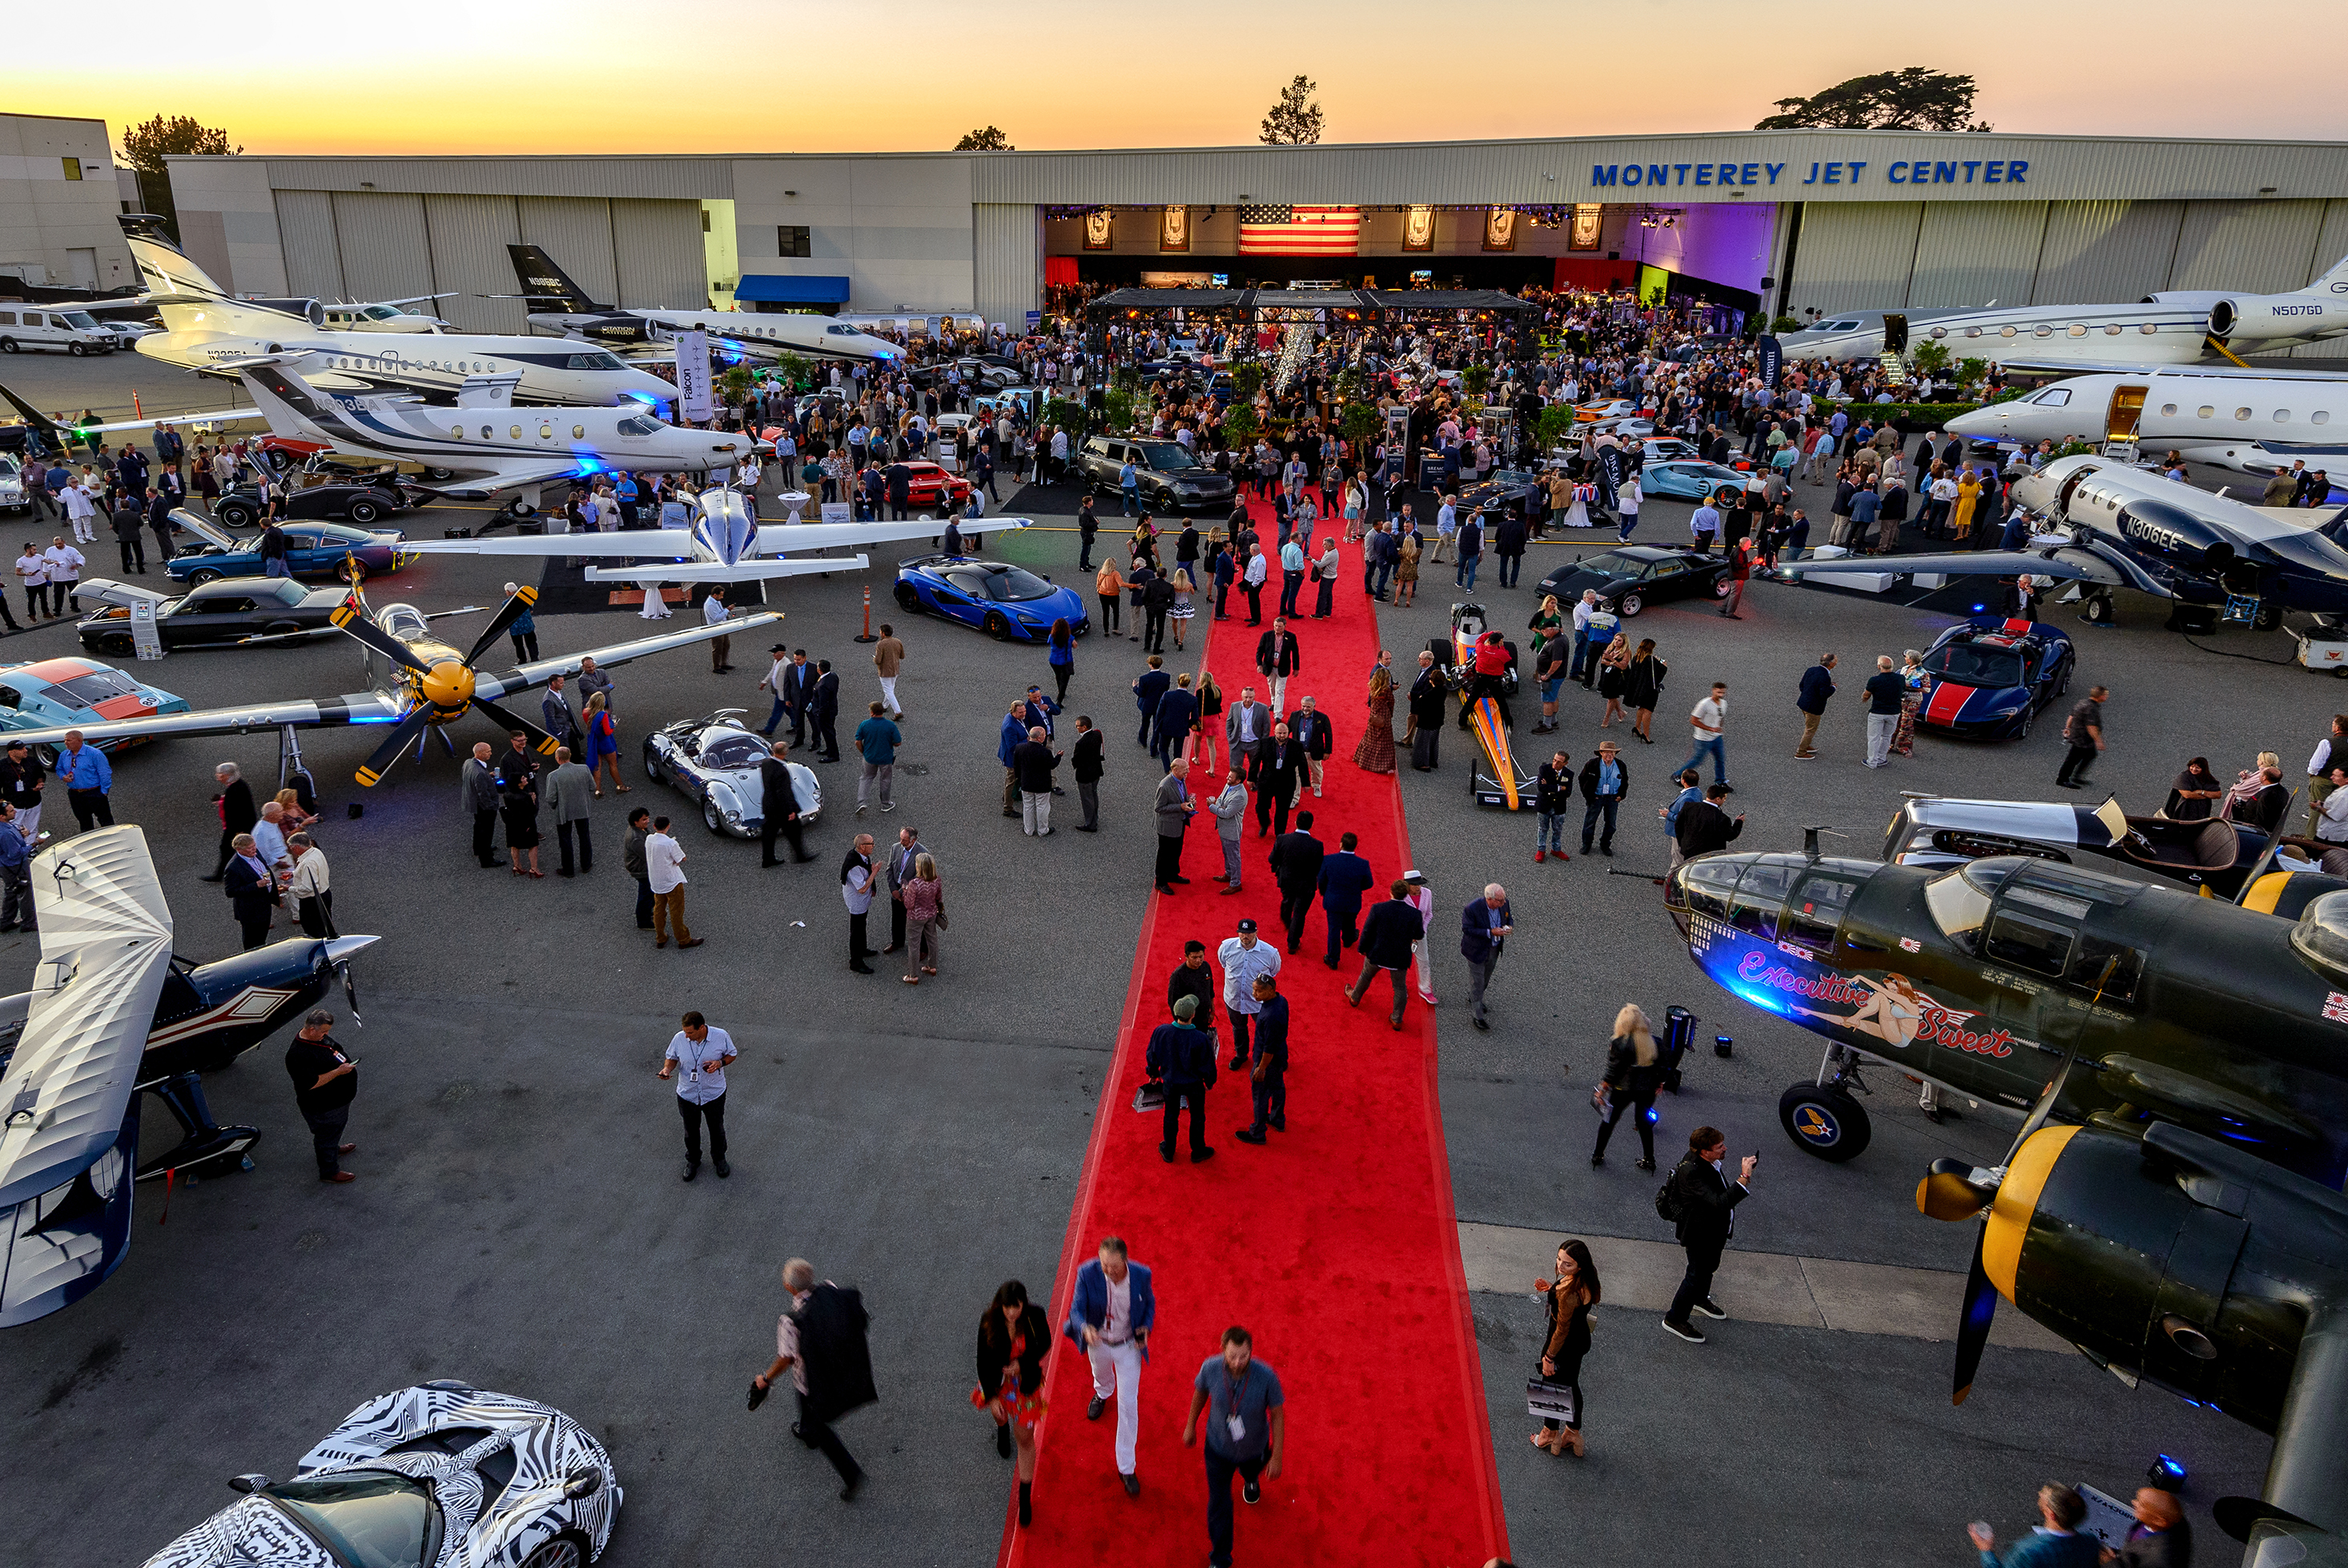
[1076,436,1236,512]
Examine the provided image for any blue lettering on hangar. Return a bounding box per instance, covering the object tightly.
[1589,157,2029,188]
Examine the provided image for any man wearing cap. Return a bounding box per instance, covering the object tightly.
[1146,993,1219,1164]
[1216,919,1283,1071]
[0,738,44,846]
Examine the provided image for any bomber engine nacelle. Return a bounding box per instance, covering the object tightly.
[2209,292,2343,341]
[1923,1121,2348,1533]
[2114,498,2238,574]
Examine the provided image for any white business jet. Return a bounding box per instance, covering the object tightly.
[500,245,901,368]
[1948,368,2348,484]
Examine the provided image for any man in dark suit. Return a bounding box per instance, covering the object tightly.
[1674,783,1744,860]
[759,742,813,866]
[1252,724,1305,839]
[783,649,817,747]
[1314,830,1374,967]
[809,660,841,762]
[1268,810,1323,955]
[1145,994,1217,1164]
[1794,653,1836,760]
[1152,673,1197,773]
[1133,654,1171,747]
[1407,651,1447,772]
[1286,696,1333,798]
[1254,616,1302,714]
[1348,878,1427,1027]
[1460,883,1513,1031]
[1661,1125,1756,1343]
[881,826,926,945]
[885,460,912,519]
[1071,715,1104,832]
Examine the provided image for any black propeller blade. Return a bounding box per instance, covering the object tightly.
[331,594,432,675]
[338,962,363,1027]
[472,695,557,756]
[466,585,540,668]
[353,707,432,787]
[1952,1227,1998,1405]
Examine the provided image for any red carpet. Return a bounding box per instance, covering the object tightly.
[1002,507,1510,1568]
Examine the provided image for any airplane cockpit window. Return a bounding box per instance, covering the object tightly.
[1984,878,2093,979]
[826,324,865,336]
[2028,388,2073,406]
[1725,858,1799,941]
[615,416,664,436]
[1924,858,2016,946]
[565,352,626,370]
[1786,869,1863,950]
[1679,858,1742,920]
[377,605,428,640]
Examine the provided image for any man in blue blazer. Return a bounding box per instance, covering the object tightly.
[1314,830,1375,968]
[1460,883,1514,1031]
[1063,1236,1155,1495]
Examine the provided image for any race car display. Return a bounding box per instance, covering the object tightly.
[1912,616,2075,740]
[167,513,413,585]
[642,710,823,838]
[1637,459,1762,505]
[893,553,1089,641]
[1424,601,1534,810]
[1882,794,2278,899]
[138,1381,621,1568]
[213,475,423,531]
[1075,436,1237,512]
[75,575,348,653]
[1535,545,1732,617]
[0,656,188,756]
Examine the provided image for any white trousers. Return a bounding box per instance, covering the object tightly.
[1268,674,1287,714]
[1411,937,1436,1002]
[1088,1337,1143,1475]
[878,674,900,715]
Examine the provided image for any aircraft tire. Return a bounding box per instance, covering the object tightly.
[2082,594,2113,626]
[1777,1082,1871,1162]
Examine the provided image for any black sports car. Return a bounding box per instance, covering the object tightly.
[1534,545,1733,617]
[1457,468,1549,525]
[213,476,424,531]
[75,575,348,653]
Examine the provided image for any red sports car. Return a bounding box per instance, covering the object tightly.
[898,460,971,511]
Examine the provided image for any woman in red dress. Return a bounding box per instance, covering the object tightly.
[975,1280,1052,1527]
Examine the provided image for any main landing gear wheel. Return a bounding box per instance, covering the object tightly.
[2254,604,2284,632]
[1777,1083,1871,1161]
[2081,593,2114,626]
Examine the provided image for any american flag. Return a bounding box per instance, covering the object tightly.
[1237,203,1360,255]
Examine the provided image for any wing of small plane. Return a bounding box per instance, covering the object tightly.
[370,292,460,308]
[0,827,175,1212]
[473,611,783,702]
[752,518,1031,554]
[399,532,712,558]
[1799,548,2133,587]
[424,463,626,503]
[583,556,867,585]
[0,690,405,750]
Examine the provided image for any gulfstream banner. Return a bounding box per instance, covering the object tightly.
[1590,159,2031,189]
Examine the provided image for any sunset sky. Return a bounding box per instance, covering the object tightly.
[18,0,2346,156]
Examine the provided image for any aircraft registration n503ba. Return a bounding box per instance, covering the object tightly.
[1779,251,2348,371]
[501,245,902,367]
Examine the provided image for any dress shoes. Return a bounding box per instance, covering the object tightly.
[337,1143,356,1154]
[713,1156,730,1178]
[321,1171,356,1183]
[1122,1474,1140,1497]
[1233,1128,1266,1144]
[681,1162,699,1182]
[677,938,704,949]
[1190,1146,1216,1164]
[1088,1395,1108,1421]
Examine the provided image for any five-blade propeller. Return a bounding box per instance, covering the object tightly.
[331,583,557,785]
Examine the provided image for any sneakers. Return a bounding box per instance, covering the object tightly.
[1661,1317,1707,1343]
[1691,1297,1727,1321]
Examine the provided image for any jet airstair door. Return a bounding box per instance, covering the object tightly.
[2106,387,2147,442]
[1881,314,1908,354]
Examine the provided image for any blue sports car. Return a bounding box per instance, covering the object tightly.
[1639,460,1762,505]
[894,554,1089,641]
[167,513,413,586]
[0,656,189,758]
[1914,616,2074,741]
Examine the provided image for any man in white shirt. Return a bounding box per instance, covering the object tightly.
[1066,1236,1153,1496]
[1680,681,1729,786]
[1430,497,1457,563]
[1216,917,1284,1071]
[704,586,734,673]
[61,481,98,544]
[251,801,291,876]
[645,816,698,947]
[2316,767,2348,844]
[657,1010,736,1180]
[42,537,83,615]
[287,833,333,937]
[14,544,47,621]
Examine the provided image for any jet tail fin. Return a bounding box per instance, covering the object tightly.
[506,244,605,313]
[229,359,339,434]
[2308,252,2348,295]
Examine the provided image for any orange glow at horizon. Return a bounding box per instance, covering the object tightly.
[14,0,2345,156]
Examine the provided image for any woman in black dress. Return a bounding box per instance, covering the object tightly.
[2167,757,2223,821]
[1592,1003,1666,1169]
[1623,638,1666,744]
[975,1280,1051,1528]
[497,744,543,878]
[1531,1238,1600,1456]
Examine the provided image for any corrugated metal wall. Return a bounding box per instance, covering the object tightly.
[274,190,344,301]
[1908,203,2048,309]
[517,196,621,308]
[1787,203,1922,313]
[2170,199,2327,293]
[2289,200,2348,359]
[2031,201,2181,304]
[424,195,524,335]
[971,203,1039,324]
[331,192,433,304]
[610,199,703,309]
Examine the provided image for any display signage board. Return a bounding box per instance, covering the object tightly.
[676,330,713,423]
[819,502,852,526]
[130,598,163,660]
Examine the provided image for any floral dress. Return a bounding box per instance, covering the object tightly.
[1353,673,1397,774]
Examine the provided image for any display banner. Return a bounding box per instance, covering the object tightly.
[676,330,713,423]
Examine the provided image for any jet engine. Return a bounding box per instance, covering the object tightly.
[2114,498,2238,575]
[235,297,328,328]
[1920,1120,2348,1537]
[2209,293,2342,341]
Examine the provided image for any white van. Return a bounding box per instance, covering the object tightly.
[0,308,116,356]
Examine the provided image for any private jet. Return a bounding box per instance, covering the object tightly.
[1782,251,2348,371]
[1800,452,2348,629]
[121,214,455,336]
[501,245,900,367]
[1948,368,2348,487]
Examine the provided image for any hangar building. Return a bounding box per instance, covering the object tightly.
[158,129,2348,355]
